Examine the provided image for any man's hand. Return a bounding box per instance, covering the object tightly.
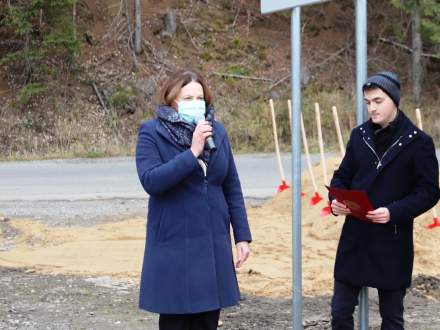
[235,241,250,269]
[366,207,390,224]
[331,199,351,216]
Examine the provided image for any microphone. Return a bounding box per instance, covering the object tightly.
[195,114,216,152]
[206,134,216,152]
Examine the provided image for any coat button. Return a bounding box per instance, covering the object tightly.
[414,131,417,134]
[409,134,413,138]
[398,143,402,146]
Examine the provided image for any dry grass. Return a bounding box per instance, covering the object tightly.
[0,100,142,161]
[1,86,438,161]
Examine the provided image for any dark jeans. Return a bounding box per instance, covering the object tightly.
[331,280,406,330]
[159,309,220,330]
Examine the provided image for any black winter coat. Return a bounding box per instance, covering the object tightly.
[330,111,440,289]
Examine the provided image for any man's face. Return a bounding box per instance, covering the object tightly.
[364,87,397,128]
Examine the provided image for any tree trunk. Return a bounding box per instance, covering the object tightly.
[72,3,77,40]
[161,10,177,37]
[24,31,31,83]
[411,1,423,106]
[134,0,142,54]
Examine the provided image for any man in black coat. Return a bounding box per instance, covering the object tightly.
[329,71,440,330]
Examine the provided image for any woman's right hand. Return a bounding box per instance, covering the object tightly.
[190,120,213,157]
[331,199,351,216]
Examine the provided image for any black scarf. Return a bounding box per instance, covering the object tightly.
[155,104,215,164]
[372,110,402,158]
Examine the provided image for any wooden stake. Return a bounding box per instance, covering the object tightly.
[416,108,440,228]
[302,114,320,193]
[315,102,328,185]
[415,108,423,130]
[287,99,292,133]
[332,106,345,158]
[288,100,318,192]
[269,99,287,185]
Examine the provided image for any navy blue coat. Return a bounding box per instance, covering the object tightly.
[135,118,252,314]
[330,111,440,290]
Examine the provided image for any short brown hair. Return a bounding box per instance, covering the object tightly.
[156,69,213,107]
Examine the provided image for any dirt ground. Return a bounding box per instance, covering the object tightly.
[1,159,440,299]
[1,159,440,329]
[1,267,440,330]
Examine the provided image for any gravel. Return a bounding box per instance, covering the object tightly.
[1,267,440,330]
[0,197,266,227]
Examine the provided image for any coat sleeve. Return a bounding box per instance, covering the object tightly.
[222,135,252,244]
[135,121,200,196]
[387,135,440,224]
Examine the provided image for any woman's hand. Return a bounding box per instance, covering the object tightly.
[366,207,390,223]
[331,199,351,216]
[190,120,212,157]
[235,241,250,269]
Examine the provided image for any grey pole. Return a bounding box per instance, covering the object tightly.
[291,6,303,330]
[355,0,369,329]
[356,0,367,124]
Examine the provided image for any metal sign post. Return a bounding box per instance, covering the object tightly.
[356,1,368,329]
[261,1,331,329]
[291,7,302,330]
[261,1,369,329]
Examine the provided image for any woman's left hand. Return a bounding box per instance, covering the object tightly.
[235,241,250,268]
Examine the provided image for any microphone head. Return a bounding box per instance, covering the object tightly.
[206,136,216,151]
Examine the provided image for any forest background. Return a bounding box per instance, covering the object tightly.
[0,0,439,160]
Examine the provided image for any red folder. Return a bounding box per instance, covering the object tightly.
[325,186,374,222]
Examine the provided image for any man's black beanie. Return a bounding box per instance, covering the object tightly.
[362,71,401,107]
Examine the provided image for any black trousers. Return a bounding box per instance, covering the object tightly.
[159,309,220,330]
[331,280,406,330]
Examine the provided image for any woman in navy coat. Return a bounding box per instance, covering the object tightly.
[329,71,440,329]
[135,69,252,330]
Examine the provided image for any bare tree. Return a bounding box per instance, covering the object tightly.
[134,0,142,54]
[72,2,77,42]
[161,10,177,37]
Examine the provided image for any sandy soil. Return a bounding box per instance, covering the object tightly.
[1,158,439,303]
[240,160,440,297]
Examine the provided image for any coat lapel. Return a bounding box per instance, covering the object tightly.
[359,112,420,173]
[377,124,420,171]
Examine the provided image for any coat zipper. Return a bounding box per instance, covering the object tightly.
[362,136,403,170]
[202,162,208,192]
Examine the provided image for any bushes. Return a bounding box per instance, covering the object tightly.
[1,0,80,105]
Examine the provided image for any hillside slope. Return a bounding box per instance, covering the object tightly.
[0,0,439,159]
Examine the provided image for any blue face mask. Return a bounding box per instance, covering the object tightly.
[178,100,206,124]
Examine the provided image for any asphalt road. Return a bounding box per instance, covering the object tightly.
[0,153,326,224]
[3,150,439,224]
[0,153,323,202]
